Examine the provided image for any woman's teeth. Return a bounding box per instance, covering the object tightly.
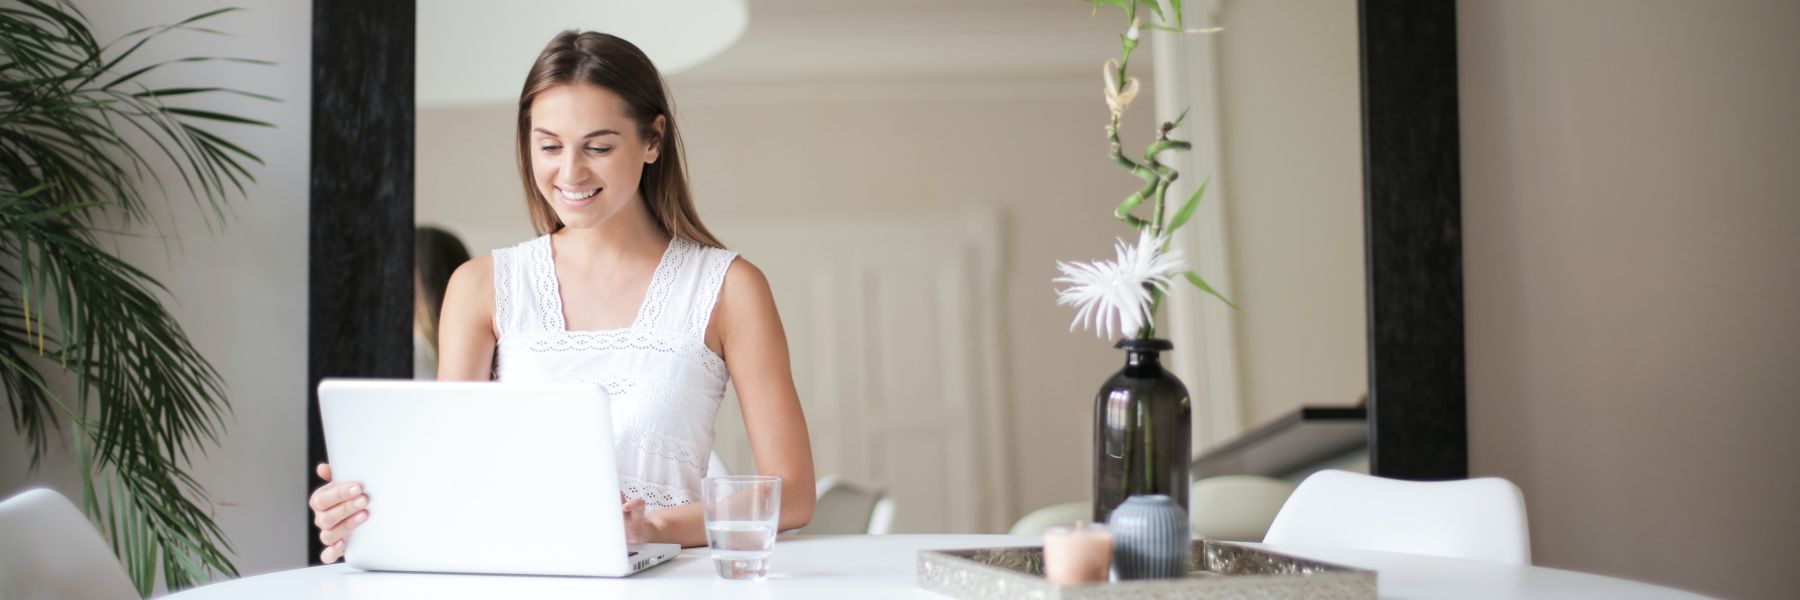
[558,187,598,201]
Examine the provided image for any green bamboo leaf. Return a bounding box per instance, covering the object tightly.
[1136,0,1164,24]
[1166,176,1209,233]
[1184,270,1237,308]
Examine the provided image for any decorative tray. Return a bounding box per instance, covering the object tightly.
[917,540,1375,599]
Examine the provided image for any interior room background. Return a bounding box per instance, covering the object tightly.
[1,1,1794,599]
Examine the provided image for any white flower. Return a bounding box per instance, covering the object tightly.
[1102,59,1140,117]
[1055,231,1187,340]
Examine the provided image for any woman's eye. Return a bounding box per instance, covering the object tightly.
[540,145,561,153]
[587,147,612,154]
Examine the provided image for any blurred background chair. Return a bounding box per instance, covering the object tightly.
[706,451,730,479]
[1189,475,1297,541]
[1007,501,1088,535]
[1009,475,1298,540]
[794,476,893,535]
[1262,469,1532,564]
[0,488,139,600]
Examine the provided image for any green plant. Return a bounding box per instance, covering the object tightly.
[1056,0,1232,341]
[1,0,273,594]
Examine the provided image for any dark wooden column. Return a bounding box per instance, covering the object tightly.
[307,0,414,563]
[1359,0,1468,480]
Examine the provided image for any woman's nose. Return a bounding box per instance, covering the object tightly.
[561,151,589,180]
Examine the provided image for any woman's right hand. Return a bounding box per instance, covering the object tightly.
[309,463,369,563]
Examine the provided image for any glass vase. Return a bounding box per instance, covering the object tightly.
[1092,338,1192,524]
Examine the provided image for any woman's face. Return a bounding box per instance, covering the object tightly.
[527,83,662,230]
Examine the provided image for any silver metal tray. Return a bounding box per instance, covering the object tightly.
[917,540,1375,599]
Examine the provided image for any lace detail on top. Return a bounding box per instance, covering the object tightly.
[499,328,726,379]
[493,245,516,337]
[689,248,737,338]
[634,238,692,334]
[615,427,708,473]
[622,476,694,511]
[526,236,563,332]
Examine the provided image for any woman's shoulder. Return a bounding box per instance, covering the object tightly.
[447,254,496,292]
[716,255,771,314]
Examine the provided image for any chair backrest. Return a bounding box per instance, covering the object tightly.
[795,476,887,535]
[867,497,896,535]
[706,451,730,479]
[1006,501,1089,535]
[0,488,139,600]
[1263,470,1532,564]
[1190,475,1297,541]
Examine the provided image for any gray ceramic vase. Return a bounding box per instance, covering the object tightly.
[1107,494,1191,580]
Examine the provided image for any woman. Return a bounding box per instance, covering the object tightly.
[309,31,815,563]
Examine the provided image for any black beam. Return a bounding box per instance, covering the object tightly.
[1359,0,1468,480]
[307,0,414,563]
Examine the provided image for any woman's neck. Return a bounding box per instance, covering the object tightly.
[550,193,670,268]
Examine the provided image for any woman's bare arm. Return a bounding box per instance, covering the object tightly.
[436,255,497,381]
[645,258,816,546]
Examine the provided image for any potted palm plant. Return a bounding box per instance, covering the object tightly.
[1,1,273,594]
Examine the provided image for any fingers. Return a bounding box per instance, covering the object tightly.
[313,489,368,531]
[320,539,347,564]
[308,481,362,513]
[318,506,368,547]
[317,463,332,481]
[622,498,647,544]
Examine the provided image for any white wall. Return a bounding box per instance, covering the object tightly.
[1459,1,1800,598]
[0,0,311,583]
[1215,1,1367,427]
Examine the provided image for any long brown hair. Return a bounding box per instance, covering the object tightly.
[414,225,470,355]
[515,31,723,248]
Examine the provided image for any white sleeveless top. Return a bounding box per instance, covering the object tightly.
[490,234,738,511]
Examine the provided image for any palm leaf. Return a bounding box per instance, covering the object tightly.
[1,0,272,594]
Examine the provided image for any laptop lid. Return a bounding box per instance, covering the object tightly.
[319,379,642,577]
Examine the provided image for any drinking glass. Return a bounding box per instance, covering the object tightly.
[702,475,781,580]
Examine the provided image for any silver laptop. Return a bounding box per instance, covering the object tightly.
[318,379,681,577]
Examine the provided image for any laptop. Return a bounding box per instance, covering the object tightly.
[318,379,681,577]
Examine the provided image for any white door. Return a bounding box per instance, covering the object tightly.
[708,208,1012,533]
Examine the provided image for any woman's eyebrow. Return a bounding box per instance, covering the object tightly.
[532,127,619,139]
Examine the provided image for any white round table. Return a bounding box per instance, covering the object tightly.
[163,534,1706,599]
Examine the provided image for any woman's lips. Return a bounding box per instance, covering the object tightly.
[556,185,599,207]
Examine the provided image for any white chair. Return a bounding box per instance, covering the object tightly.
[1263,469,1532,564]
[1190,475,1297,541]
[1007,501,1089,535]
[706,451,730,479]
[795,476,893,535]
[0,488,139,600]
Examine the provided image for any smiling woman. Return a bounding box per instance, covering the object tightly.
[512,33,721,248]
[308,29,815,562]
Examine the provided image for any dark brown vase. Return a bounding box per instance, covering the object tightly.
[1092,338,1192,524]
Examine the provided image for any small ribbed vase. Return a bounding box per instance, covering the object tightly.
[1107,495,1191,580]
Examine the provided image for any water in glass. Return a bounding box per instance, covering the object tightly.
[702,476,781,580]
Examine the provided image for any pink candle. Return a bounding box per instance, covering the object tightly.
[1043,522,1113,585]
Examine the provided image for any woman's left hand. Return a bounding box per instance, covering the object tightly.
[622,496,650,544]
